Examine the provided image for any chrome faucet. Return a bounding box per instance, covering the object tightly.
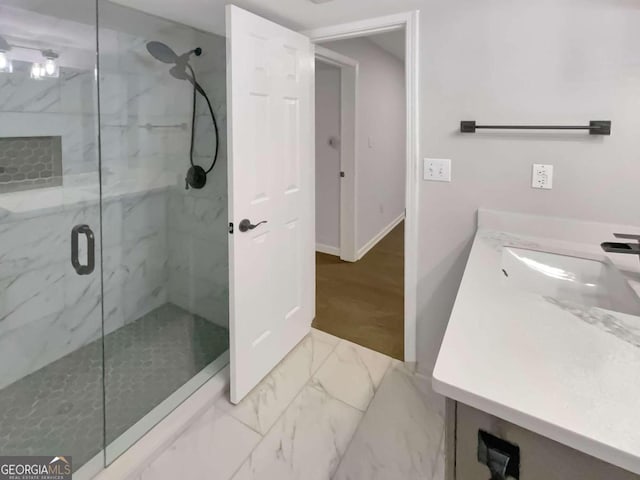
[601,233,640,263]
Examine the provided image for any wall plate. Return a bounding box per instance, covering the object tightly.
[532,164,553,189]
[424,158,451,182]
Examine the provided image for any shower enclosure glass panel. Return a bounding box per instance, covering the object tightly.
[0,0,104,469]
[97,1,229,465]
[0,0,229,473]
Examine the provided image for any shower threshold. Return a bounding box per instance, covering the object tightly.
[0,303,229,471]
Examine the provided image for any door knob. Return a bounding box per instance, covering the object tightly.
[239,219,268,233]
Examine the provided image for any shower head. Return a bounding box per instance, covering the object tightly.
[146,40,203,84]
[146,41,202,66]
[146,41,178,64]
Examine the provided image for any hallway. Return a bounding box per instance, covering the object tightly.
[313,221,404,359]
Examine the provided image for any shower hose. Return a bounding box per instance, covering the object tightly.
[187,64,220,176]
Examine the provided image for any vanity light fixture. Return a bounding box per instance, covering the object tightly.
[42,49,59,76]
[31,62,43,79]
[0,36,61,77]
[31,49,60,79]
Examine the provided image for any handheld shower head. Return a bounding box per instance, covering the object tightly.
[169,64,189,80]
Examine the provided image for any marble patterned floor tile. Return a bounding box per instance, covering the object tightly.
[217,331,337,435]
[432,430,446,480]
[311,327,341,347]
[311,339,391,411]
[332,363,445,480]
[139,405,260,480]
[231,384,362,480]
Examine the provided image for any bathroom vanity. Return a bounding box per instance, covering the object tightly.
[433,209,640,480]
[451,402,639,480]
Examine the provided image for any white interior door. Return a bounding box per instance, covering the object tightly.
[226,5,315,404]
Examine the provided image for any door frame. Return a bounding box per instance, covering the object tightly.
[314,46,359,262]
[306,10,420,363]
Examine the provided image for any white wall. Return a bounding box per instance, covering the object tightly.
[322,37,406,254]
[416,0,640,375]
[107,0,640,376]
[315,62,342,251]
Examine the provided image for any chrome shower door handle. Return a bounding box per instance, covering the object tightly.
[238,219,268,233]
[71,224,95,275]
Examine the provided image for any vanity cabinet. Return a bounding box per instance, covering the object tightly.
[450,402,640,480]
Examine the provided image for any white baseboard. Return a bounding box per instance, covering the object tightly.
[357,213,405,260]
[316,243,340,256]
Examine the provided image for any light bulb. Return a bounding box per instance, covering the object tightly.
[0,51,11,73]
[31,62,42,79]
[44,58,56,75]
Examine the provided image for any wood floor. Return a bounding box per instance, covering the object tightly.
[313,221,404,360]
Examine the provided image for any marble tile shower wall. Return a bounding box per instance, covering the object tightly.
[0,47,102,389]
[167,48,229,328]
[99,26,228,330]
[0,18,228,390]
[0,196,169,390]
[0,66,99,178]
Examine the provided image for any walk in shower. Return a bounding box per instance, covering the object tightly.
[0,0,228,474]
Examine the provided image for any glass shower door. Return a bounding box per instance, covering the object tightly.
[0,0,230,473]
[0,0,104,472]
[97,0,230,464]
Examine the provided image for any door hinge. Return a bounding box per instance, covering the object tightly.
[229,222,234,234]
[340,171,345,178]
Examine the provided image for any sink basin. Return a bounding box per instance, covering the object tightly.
[501,247,640,316]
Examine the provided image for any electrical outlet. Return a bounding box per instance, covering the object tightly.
[532,164,553,189]
[424,158,451,182]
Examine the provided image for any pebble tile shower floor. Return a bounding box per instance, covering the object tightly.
[0,303,228,468]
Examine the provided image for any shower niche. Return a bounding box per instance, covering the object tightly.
[0,0,229,475]
[0,136,62,193]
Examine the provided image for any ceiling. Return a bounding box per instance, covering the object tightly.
[368,29,405,61]
[111,0,421,37]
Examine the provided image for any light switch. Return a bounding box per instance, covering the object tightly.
[532,164,553,189]
[424,158,451,182]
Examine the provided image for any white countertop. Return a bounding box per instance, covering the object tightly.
[433,209,640,475]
